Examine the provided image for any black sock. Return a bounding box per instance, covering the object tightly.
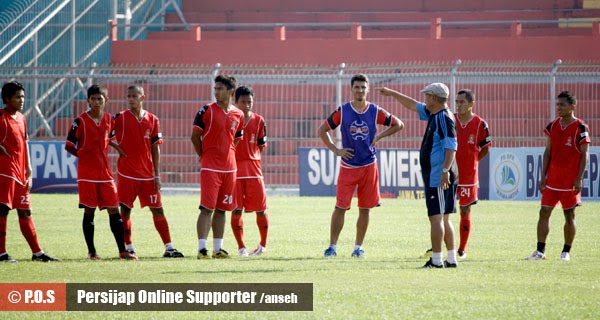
[562,244,571,253]
[109,214,126,253]
[536,242,546,254]
[82,214,96,254]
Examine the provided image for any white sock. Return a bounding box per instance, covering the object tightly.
[354,245,362,251]
[126,244,135,252]
[329,244,337,250]
[432,251,443,266]
[164,242,174,250]
[447,249,457,264]
[213,238,224,252]
[198,239,207,251]
[33,251,44,257]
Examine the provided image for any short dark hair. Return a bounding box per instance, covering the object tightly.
[215,74,237,90]
[87,84,108,99]
[457,89,475,102]
[234,86,254,102]
[127,85,145,95]
[2,81,25,104]
[557,91,576,105]
[351,74,369,86]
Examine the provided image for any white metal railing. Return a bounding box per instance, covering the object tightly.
[0,0,72,66]
[3,62,599,187]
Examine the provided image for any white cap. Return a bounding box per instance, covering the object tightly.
[420,83,449,98]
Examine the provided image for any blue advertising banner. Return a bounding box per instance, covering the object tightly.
[30,141,78,193]
[299,147,491,199]
[488,147,600,201]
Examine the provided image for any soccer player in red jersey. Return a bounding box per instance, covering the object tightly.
[454,90,491,259]
[0,81,59,263]
[230,86,269,257]
[526,91,590,262]
[191,75,245,259]
[112,85,183,258]
[65,84,135,260]
[319,74,403,259]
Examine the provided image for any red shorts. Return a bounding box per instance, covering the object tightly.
[117,175,162,209]
[541,187,581,210]
[458,185,478,207]
[336,163,380,210]
[78,180,119,210]
[200,170,236,211]
[0,175,31,210]
[234,178,267,212]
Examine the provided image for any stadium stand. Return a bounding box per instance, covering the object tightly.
[3,1,599,187]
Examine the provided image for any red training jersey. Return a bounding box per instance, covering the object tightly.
[112,109,163,180]
[455,113,492,186]
[193,102,244,172]
[66,112,114,182]
[236,112,267,178]
[0,109,28,185]
[544,117,591,190]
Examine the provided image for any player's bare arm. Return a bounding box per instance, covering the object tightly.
[478,146,490,161]
[151,143,161,191]
[539,137,552,192]
[109,141,127,157]
[318,123,354,160]
[191,130,203,158]
[371,117,404,147]
[65,144,78,157]
[25,141,33,191]
[376,87,418,112]
[574,142,590,194]
[441,149,456,190]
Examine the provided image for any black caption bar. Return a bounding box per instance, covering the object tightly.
[66,283,312,311]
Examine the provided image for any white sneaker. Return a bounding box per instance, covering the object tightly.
[249,244,266,256]
[238,248,249,257]
[560,252,570,261]
[525,250,546,260]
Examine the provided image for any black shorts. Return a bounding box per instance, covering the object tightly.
[424,184,457,216]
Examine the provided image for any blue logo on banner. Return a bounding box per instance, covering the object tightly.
[500,165,517,187]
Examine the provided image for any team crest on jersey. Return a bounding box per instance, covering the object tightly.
[250,133,256,143]
[350,120,369,141]
[144,129,151,139]
[468,134,475,144]
[230,120,238,132]
[565,136,572,147]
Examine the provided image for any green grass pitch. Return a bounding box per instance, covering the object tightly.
[1,194,599,319]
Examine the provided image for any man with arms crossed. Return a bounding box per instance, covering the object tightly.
[320,74,403,259]
[379,83,458,268]
[526,91,590,261]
